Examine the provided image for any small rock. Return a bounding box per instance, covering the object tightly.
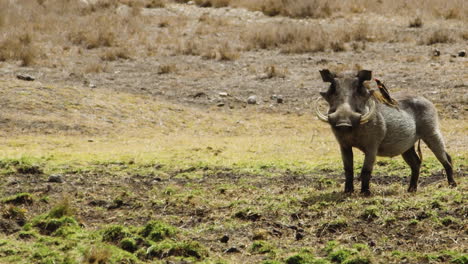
[295,232,304,240]
[432,49,440,57]
[218,92,228,97]
[458,50,466,57]
[16,74,35,81]
[219,235,229,243]
[89,83,96,88]
[276,95,284,104]
[48,174,64,183]
[217,102,225,107]
[247,95,257,104]
[224,247,240,253]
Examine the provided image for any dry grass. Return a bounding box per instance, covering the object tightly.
[157,64,177,74]
[100,48,132,61]
[194,0,230,8]
[233,0,334,18]
[0,0,465,68]
[409,17,423,28]
[82,246,111,264]
[244,19,381,53]
[244,22,327,53]
[423,29,454,45]
[0,32,38,66]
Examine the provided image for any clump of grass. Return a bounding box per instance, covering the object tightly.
[48,198,75,218]
[146,240,208,260]
[409,17,423,28]
[250,240,275,254]
[102,225,131,242]
[234,208,261,221]
[83,246,112,264]
[236,0,333,18]
[194,0,230,8]
[203,44,240,61]
[424,30,453,45]
[143,0,166,8]
[33,215,79,236]
[2,193,34,205]
[120,238,138,253]
[1,205,27,225]
[318,218,348,234]
[440,216,459,227]
[68,16,118,49]
[330,41,346,52]
[100,47,132,61]
[361,206,380,220]
[140,220,177,242]
[0,32,37,66]
[84,62,107,73]
[0,157,44,175]
[244,22,328,53]
[264,65,287,79]
[158,64,177,74]
[285,249,327,264]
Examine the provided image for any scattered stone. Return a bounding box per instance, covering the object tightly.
[218,92,228,97]
[432,49,440,57]
[217,102,225,107]
[224,247,240,253]
[219,235,229,243]
[88,200,108,207]
[89,83,96,88]
[48,174,64,183]
[295,232,304,240]
[192,92,207,98]
[276,95,284,104]
[458,50,466,57]
[247,95,257,104]
[16,74,35,81]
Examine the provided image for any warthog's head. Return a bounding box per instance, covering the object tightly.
[315,69,376,130]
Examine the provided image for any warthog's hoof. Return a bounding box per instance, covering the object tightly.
[407,186,417,192]
[449,181,457,188]
[360,190,371,196]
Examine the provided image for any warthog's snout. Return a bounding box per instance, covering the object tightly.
[328,103,361,129]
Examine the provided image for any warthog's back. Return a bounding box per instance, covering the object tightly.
[377,94,439,157]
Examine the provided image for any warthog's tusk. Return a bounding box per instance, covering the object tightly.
[314,97,329,123]
[360,99,376,124]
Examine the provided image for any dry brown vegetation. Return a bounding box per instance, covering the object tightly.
[0,0,466,68]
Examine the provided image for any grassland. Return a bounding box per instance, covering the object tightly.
[0,78,466,264]
[0,0,467,263]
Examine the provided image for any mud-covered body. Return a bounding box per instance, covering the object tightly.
[316,69,456,194]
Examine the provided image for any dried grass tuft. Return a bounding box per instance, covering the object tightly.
[0,32,38,66]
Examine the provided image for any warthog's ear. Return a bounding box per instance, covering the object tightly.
[357,70,372,82]
[320,69,334,82]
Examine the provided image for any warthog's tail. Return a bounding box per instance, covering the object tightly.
[417,139,423,162]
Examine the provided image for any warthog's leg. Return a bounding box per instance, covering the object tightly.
[360,150,377,195]
[340,146,354,193]
[422,133,457,187]
[402,146,421,192]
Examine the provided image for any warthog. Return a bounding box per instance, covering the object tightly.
[315,69,457,194]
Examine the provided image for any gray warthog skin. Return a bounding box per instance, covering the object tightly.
[317,69,457,194]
